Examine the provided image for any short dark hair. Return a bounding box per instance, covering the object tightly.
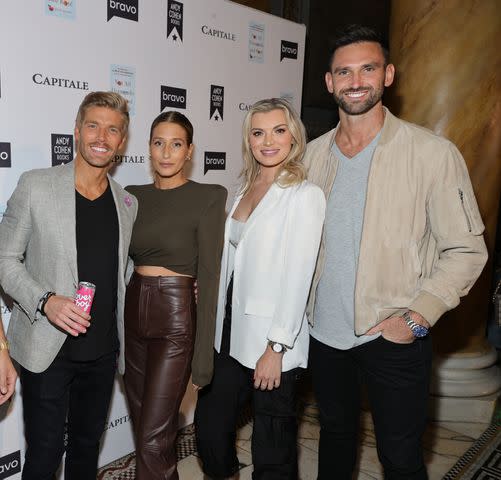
[328,24,389,71]
[149,111,194,144]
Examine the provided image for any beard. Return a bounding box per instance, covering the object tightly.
[333,84,384,115]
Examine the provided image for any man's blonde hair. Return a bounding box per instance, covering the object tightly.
[75,91,130,133]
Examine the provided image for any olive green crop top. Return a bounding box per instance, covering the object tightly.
[125,181,227,386]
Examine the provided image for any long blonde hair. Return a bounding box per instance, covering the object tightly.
[240,98,306,195]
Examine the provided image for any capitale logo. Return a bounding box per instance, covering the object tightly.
[113,154,145,164]
[249,21,264,63]
[0,142,11,168]
[161,85,186,111]
[280,40,298,61]
[106,414,131,430]
[110,64,136,115]
[201,25,236,42]
[51,134,73,166]
[210,85,224,121]
[0,450,21,479]
[167,0,183,42]
[204,151,226,175]
[238,102,253,112]
[107,0,138,22]
[46,0,76,20]
[32,73,89,90]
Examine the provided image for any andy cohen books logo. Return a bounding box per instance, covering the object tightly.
[51,134,73,166]
[204,151,226,175]
[107,0,138,22]
[161,85,186,110]
[0,142,11,168]
[167,0,183,42]
[280,40,298,61]
[210,85,224,121]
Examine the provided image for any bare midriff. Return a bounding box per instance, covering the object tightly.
[134,265,194,278]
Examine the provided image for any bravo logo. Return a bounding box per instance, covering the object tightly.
[161,85,187,110]
[204,151,226,175]
[280,40,298,61]
[0,451,21,479]
[107,0,138,22]
[0,142,11,168]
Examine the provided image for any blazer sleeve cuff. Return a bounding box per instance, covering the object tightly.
[267,326,296,349]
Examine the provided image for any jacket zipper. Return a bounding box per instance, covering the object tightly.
[458,188,472,232]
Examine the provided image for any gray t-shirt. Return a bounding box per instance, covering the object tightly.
[311,132,381,350]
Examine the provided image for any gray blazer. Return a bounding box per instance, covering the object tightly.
[0,161,137,374]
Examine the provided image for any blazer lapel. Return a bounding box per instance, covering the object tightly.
[109,179,128,271]
[53,161,78,285]
[241,183,280,239]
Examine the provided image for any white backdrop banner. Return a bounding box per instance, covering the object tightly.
[0,0,305,475]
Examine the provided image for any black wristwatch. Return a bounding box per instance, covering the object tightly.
[37,291,56,317]
[268,341,287,353]
[403,310,429,338]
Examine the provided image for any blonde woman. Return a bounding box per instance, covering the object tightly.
[195,98,326,480]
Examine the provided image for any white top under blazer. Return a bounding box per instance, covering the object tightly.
[214,180,326,372]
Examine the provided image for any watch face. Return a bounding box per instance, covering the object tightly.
[272,343,283,353]
[412,325,429,338]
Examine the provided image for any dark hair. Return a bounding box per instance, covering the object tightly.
[327,24,389,71]
[149,111,193,144]
[76,91,129,132]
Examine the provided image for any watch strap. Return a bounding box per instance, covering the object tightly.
[268,340,287,353]
[403,310,429,338]
[37,291,56,317]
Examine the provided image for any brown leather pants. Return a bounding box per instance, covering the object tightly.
[124,272,196,480]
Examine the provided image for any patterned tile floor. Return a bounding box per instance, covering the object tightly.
[98,403,495,479]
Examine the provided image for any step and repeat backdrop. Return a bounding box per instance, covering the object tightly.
[0,0,305,476]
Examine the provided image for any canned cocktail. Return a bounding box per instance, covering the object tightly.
[74,281,96,314]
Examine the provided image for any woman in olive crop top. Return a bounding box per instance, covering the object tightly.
[124,111,226,480]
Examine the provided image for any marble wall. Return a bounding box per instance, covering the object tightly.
[388,0,501,358]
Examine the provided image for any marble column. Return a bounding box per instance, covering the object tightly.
[389,0,501,421]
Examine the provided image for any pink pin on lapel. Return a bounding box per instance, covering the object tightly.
[124,195,132,207]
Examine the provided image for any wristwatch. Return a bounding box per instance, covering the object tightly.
[36,291,56,317]
[403,310,429,338]
[268,341,287,353]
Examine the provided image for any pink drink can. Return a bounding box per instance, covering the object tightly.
[74,281,96,314]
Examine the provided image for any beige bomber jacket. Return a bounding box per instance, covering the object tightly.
[304,108,488,335]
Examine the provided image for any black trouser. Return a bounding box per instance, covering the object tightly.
[195,278,301,480]
[195,350,301,480]
[309,335,432,480]
[20,350,117,480]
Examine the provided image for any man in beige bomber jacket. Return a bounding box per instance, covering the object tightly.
[304,25,487,480]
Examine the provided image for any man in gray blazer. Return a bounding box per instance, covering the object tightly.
[0,91,137,479]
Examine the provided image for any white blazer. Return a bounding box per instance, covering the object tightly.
[214,180,326,372]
